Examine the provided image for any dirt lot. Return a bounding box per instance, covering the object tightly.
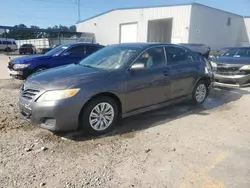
[1,56,250,187]
[0,53,22,80]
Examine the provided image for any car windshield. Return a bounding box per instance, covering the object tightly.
[218,48,230,55]
[21,44,32,47]
[223,48,239,57]
[45,44,70,56]
[79,45,141,70]
[224,48,250,57]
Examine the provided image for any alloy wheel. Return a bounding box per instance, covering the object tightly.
[89,102,115,131]
[195,84,207,103]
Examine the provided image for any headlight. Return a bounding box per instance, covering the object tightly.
[13,64,30,70]
[205,66,209,74]
[240,65,250,70]
[37,89,80,102]
[210,61,217,68]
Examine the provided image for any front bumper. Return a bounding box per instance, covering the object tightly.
[19,96,88,132]
[8,68,31,79]
[214,73,250,86]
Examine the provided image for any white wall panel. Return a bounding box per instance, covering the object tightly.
[77,5,191,45]
[189,4,246,50]
[243,18,250,46]
[120,23,138,43]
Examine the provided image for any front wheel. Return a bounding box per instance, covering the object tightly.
[80,96,119,136]
[192,80,208,105]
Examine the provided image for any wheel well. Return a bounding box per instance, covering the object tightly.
[197,77,211,87]
[78,92,122,128]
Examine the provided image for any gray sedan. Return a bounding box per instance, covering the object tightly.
[19,43,213,135]
[211,47,250,86]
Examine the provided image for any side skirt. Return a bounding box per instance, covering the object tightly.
[122,96,192,118]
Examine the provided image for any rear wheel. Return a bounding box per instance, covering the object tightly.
[80,96,119,136]
[192,80,208,105]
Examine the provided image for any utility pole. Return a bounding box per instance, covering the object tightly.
[77,0,81,22]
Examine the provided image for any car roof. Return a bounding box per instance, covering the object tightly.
[224,46,250,49]
[109,42,185,49]
[63,42,104,47]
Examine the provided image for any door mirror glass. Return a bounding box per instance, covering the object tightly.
[188,55,193,61]
[130,62,145,70]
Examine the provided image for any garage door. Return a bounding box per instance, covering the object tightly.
[120,23,138,43]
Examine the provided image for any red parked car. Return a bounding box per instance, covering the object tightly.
[19,44,36,55]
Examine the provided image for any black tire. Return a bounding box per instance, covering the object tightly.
[80,96,119,136]
[5,47,11,52]
[192,80,208,105]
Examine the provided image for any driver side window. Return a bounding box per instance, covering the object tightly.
[135,47,166,69]
[166,47,193,64]
[67,46,86,55]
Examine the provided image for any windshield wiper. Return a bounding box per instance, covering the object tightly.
[82,64,95,68]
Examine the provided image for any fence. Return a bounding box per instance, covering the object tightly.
[16,33,96,49]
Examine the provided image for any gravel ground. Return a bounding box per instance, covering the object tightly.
[1,79,250,188]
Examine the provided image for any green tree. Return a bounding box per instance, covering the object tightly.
[0,24,77,39]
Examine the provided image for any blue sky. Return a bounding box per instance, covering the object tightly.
[0,0,250,28]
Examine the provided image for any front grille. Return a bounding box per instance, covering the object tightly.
[216,66,242,76]
[21,88,40,100]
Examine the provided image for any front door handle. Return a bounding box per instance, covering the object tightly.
[163,71,169,76]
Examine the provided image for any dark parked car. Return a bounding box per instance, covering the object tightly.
[19,44,36,55]
[8,43,104,79]
[19,43,214,135]
[179,43,211,58]
[212,47,250,86]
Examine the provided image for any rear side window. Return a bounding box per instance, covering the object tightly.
[0,41,2,44]
[166,47,193,64]
[2,41,7,45]
[86,46,100,55]
[67,46,86,54]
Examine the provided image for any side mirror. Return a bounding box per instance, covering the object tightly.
[188,55,193,61]
[130,62,145,70]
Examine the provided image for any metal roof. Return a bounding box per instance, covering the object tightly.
[77,2,243,24]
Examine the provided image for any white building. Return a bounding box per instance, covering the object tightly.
[76,3,250,50]
[244,17,250,46]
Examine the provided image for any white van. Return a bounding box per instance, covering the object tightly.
[0,38,18,52]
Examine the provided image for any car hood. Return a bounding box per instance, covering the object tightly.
[214,57,250,65]
[11,54,52,64]
[24,64,108,90]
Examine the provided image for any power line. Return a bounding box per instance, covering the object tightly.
[78,0,81,21]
